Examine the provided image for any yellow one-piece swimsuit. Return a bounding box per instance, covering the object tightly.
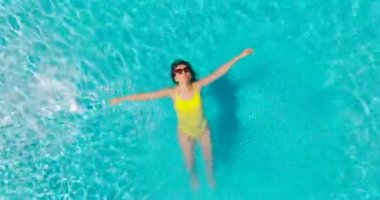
[173,84,208,139]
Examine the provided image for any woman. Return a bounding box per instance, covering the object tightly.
[110,48,253,188]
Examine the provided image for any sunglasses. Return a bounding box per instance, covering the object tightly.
[173,67,190,75]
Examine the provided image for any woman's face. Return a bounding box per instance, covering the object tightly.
[174,64,192,84]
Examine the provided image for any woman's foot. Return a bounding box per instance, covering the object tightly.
[208,176,216,189]
[191,175,200,190]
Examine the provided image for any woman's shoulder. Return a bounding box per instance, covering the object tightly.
[167,86,178,99]
[193,82,203,91]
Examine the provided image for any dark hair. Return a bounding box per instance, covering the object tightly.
[170,59,197,85]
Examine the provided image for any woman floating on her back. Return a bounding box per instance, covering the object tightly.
[110,48,253,189]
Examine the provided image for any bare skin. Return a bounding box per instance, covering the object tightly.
[110,48,254,189]
[178,124,214,189]
[199,127,215,187]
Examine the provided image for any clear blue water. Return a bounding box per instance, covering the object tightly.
[1,0,379,199]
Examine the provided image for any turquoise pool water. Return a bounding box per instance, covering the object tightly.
[1,0,379,199]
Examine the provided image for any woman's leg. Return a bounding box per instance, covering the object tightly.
[199,127,216,188]
[178,132,198,188]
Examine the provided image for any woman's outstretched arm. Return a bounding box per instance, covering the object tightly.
[197,48,253,88]
[110,88,174,105]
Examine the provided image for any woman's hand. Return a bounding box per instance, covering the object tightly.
[238,48,254,58]
[110,98,122,105]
